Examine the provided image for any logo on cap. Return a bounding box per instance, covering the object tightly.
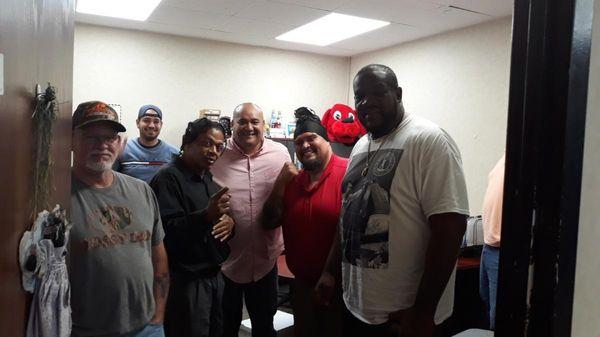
[73,101,126,132]
[84,103,118,121]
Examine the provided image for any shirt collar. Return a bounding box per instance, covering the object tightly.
[174,156,213,182]
[136,137,162,149]
[228,137,265,157]
[298,154,338,192]
[369,112,410,143]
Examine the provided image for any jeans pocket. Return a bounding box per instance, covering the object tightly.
[141,323,164,337]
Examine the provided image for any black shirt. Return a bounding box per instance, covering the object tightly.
[150,157,229,277]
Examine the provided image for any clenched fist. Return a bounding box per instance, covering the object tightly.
[275,162,299,187]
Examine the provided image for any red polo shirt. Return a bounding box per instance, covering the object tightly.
[282,154,348,285]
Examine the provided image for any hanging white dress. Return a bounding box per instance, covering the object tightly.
[25,235,71,337]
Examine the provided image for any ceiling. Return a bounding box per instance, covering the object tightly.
[75,0,513,57]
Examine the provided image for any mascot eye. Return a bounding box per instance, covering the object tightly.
[347,113,355,121]
[333,111,342,120]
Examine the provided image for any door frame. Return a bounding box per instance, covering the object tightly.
[495,0,594,336]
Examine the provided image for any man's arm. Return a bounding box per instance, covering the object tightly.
[415,213,466,312]
[150,242,169,324]
[260,184,286,230]
[390,212,466,336]
[314,228,341,306]
[260,162,298,230]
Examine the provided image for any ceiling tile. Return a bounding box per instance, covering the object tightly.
[234,0,329,26]
[160,0,256,15]
[424,0,513,17]
[220,16,294,38]
[336,0,442,27]
[423,5,492,31]
[149,5,230,30]
[268,0,349,11]
[143,21,285,52]
[330,23,428,52]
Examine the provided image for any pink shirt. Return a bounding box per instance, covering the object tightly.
[211,138,291,283]
[482,154,505,247]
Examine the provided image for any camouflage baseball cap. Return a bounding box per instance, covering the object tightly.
[72,101,126,132]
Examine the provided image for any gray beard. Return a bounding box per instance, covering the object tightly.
[85,159,114,172]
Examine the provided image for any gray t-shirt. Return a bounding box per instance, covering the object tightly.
[69,171,165,337]
[341,113,470,325]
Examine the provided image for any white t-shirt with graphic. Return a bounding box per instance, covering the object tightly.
[340,113,470,325]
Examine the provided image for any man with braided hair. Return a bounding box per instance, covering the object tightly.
[150,118,235,337]
[261,107,347,337]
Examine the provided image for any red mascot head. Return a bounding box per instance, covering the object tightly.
[321,103,366,145]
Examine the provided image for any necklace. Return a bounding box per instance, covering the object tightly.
[360,117,404,177]
[361,135,390,177]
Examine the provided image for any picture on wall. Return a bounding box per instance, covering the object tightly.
[199,108,221,122]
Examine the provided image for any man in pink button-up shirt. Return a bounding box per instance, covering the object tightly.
[212,103,290,337]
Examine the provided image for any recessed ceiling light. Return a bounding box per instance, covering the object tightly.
[76,0,163,21]
[276,13,390,46]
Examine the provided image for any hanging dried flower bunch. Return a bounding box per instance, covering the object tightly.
[31,84,57,215]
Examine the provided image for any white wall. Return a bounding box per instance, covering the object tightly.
[74,19,513,214]
[73,24,350,146]
[349,18,512,213]
[571,0,600,335]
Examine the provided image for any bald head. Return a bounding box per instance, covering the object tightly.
[233,103,264,120]
[232,102,265,155]
[355,64,398,90]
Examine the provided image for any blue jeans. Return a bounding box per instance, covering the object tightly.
[131,323,165,337]
[479,244,499,330]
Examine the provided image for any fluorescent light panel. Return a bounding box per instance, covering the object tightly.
[276,13,390,46]
[76,0,163,21]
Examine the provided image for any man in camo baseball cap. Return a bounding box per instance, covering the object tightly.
[72,101,126,132]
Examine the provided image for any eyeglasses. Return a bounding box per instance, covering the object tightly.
[82,134,119,145]
[198,139,226,153]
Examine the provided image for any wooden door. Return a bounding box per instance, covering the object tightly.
[0,1,75,335]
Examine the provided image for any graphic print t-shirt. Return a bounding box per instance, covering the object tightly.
[340,113,470,325]
[69,172,165,337]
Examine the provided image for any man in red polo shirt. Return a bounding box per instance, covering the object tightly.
[262,107,348,337]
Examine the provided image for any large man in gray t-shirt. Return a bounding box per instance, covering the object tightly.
[69,101,170,337]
